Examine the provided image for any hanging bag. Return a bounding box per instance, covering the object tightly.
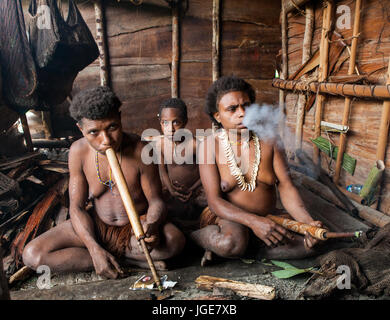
[27,0,99,107]
[0,0,39,112]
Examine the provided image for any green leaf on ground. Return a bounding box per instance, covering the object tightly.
[270,260,314,279]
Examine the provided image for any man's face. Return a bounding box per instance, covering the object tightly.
[214,91,251,131]
[77,114,123,154]
[159,107,187,140]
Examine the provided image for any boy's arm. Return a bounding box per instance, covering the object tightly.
[68,142,122,278]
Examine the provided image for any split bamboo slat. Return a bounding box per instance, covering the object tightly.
[212,0,220,82]
[94,0,110,87]
[334,0,362,184]
[314,0,333,164]
[295,4,314,151]
[171,3,179,98]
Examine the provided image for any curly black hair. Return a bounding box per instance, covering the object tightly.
[205,75,256,127]
[158,98,188,121]
[69,86,122,123]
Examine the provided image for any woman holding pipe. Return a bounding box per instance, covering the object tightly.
[191,76,324,265]
[22,87,185,279]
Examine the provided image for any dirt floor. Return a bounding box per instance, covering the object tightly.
[7,185,386,301]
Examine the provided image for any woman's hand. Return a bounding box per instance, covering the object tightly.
[250,216,294,247]
[303,220,324,249]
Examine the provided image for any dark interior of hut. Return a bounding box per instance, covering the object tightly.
[0,0,390,303]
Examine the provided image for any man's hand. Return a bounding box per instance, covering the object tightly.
[303,220,324,249]
[90,246,124,279]
[251,216,295,247]
[142,220,160,248]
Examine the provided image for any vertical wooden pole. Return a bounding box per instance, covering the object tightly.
[94,0,110,87]
[279,0,288,140]
[376,59,390,162]
[171,2,180,98]
[20,114,33,152]
[295,4,314,151]
[334,0,362,184]
[212,0,220,82]
[0,248,10,300]
[313,0,333,164]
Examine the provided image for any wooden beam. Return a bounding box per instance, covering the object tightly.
[272,79,390,100]
[295,3,314,151]
[314,0,333,164]
[212,0,220,82]
[171,3,180,98]
[376,58,390,162]
[94,0,111,87]
[334,0,362,184]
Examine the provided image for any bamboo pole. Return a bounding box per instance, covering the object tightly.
[94,0,110,87]
[171,2,179,98]
[376,58,390,162]
[295,4,314,151]
[314,0,333,164]
[334,0,362,185]
[105,148,162,291]
[272,79,390,100]
[212,0,220,82]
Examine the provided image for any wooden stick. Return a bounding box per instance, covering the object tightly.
[295,3,314,151]
[20,114,33,152]
[334,0,362,184]
[171,2,179,98]
[314,0,333,164]
[279,0,288,141]
[283,0,311,14]
[105,148,162,291]
[212,0,220,82]
[272,79,390,100]
[195,275,276,300]
[376,58,390,162]
[94,0,110,87]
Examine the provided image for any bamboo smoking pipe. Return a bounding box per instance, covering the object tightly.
[267,215,362,240]
[105,148,163,291]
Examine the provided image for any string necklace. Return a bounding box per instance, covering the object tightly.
[219,129,261,192]
[95,146,122,192]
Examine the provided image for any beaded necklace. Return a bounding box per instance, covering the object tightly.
[95,146,122,192]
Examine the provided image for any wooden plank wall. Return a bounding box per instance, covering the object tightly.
[44,0,280,136]
[284,0,390,214]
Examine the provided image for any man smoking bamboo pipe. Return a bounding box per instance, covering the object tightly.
[22,87,185,280]
[106,147,163,290]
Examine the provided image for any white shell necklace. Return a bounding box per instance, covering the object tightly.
[219,129,261,192]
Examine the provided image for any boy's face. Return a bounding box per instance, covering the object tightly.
[159,107,187,140]
[77,113,123,154]
[214,91,250,131]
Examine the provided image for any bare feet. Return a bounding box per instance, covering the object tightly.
[123,258,168,271]
[201,250,213,267]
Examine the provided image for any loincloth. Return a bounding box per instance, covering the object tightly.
[90,208,146,259]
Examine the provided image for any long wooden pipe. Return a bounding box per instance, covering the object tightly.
[105,148,162,291]
[267,215,362,240]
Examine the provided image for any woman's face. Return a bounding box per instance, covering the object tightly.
[214,91,251,131]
